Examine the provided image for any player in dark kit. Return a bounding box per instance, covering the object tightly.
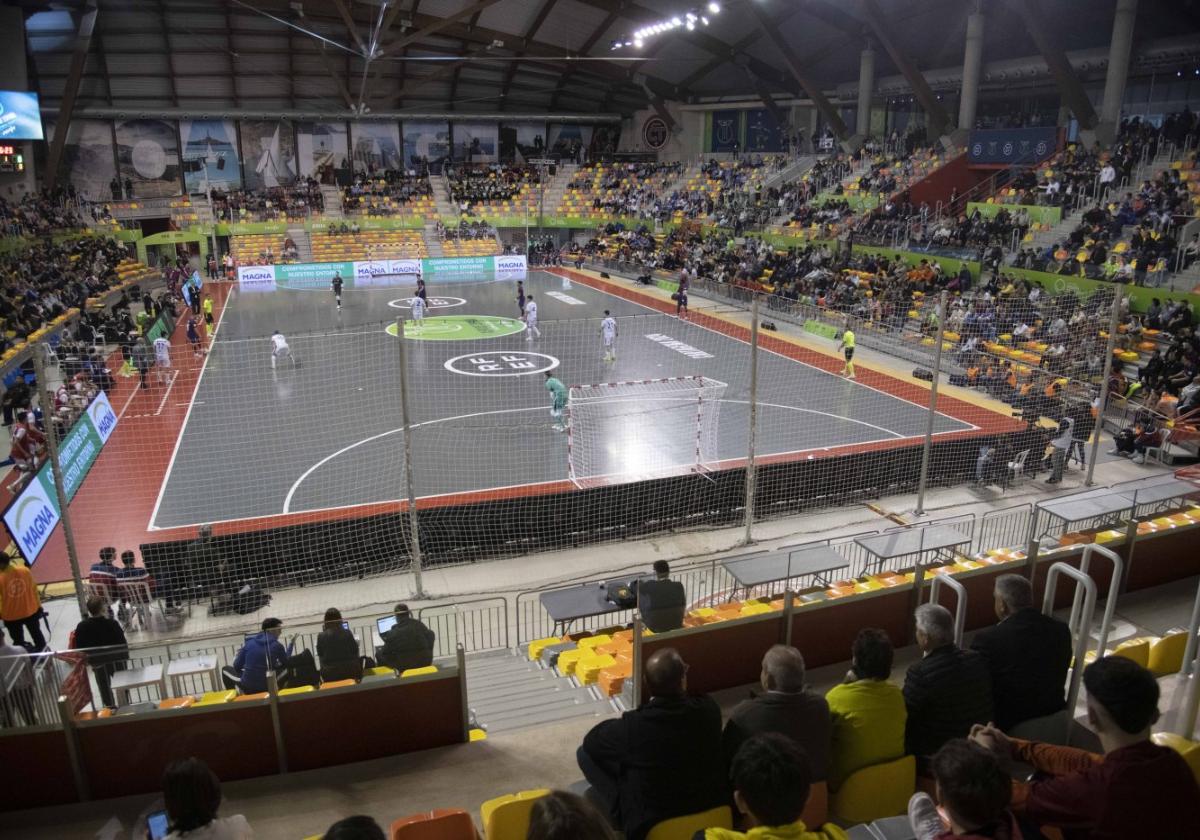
[331,272,344,310]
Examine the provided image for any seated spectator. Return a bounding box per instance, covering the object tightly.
[703,733,848,840]
[88,546,121,600]
[723,645,831,784]
[1107,413,1164,465]
[527,790,618,840]
[637,560,686,633]
[115,549,150,583]
[71,595,128,709]
[908,739,1030,840]
[825,628,905,790]
[321,815,384,840]
[970,656,1200,837]
[970,574,1071,731]
[578,648,726,840]
[161,757,254,839]
[232,617,293,693]
[904,604,993,765]
[317,607,363,682]
[375,603,435,672]
[0,627,38,727]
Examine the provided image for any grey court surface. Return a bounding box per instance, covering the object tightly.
[150,270,975,529]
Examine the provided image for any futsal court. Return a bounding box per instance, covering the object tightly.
[144,268,1014,532]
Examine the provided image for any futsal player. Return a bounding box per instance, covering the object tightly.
[524,294,541,340]
[186,316,204,358]
[411,293,426,322]
[415,277,428,304]
[270,330,295,369]
[545,370,568,432]
[600,310,618,362]
[674,273,689,319]
[838,322,856,379]
[516,280,526,318]
[152,334,172,385]
[331,272,344,310]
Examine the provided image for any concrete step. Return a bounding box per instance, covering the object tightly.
[479,700,613,734]
[466,669,561,692]
[469,681,594,708]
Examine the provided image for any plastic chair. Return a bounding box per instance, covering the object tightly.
[117,579,162,630]
[1151,733,1200,783]
[1148,631,1188,676]
[390,808,479,840]
[479,789,549,840]
[645,805,733,840]
[400,665,438,678]
[831,755,916,824]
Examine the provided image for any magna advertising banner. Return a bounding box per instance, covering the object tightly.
[354,259,422,285]
[238,256,526,290]
[4,393,119,563]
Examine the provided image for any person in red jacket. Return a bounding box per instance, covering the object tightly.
[970,656,1200,839]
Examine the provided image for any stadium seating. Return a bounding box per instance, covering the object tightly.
[390,808,480,840]
[311,230,427,261]
[479,789,549,840]
[830,755,916,824]
[442,239,500,257]
[230,234,292,265]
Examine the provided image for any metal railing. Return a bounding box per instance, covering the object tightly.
[928,573,968,647]
[1043,560,1098,745]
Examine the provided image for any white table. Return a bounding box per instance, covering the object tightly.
[166,655,218,696]
[110,663,165,705]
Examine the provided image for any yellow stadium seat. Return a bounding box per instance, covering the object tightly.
[401,666,438,678]
[831,755,916,824]
[364,666,397,677]
[279,685,315,696]
[193,690,237,707]
[320,679,356,690]
[645,806,733,840]
[480,789,550,840]
[555,648,585,676]
[1148,632,1189,676]
[469,727,488,742]
[1110,638,1151,667]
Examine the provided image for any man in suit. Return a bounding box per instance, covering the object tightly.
[903,604,993,764]
[969,574,1072,730]
[637,560,686,633]
[577,648,726,840]
[722,645,832,783]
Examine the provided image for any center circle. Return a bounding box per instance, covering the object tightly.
[384,314,525,341]
[443,351,560,377]
[388,296,467,310]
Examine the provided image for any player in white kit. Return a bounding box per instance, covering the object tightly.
[600,310,618,361]
[152,334,172,384]
[411,294,426,321]
[524,295,540,341]
[270,330,295,369]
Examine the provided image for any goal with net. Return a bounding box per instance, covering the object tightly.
[566,376,728,487]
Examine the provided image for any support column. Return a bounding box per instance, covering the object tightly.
[857,47,875,139]
[958,11,985,132]
[1097,0,1138,145]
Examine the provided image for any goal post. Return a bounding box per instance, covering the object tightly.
[566,376,728,486]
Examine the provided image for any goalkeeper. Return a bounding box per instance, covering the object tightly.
[545,371,569,432]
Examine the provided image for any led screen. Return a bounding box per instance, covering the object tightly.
[0,91,44,140]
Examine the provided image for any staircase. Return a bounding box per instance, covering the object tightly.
[465,650,615,735]
[431,174,458,221]
[319,185,344,221]
[1021,209,1085,255]
[762,154,820,190]
[537,163,578,217]
[287,227,312,261]
[423,222,445,258]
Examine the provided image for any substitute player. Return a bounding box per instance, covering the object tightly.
[152,333,172,385]
[331,271,344,310]
[186,316,204,358]
[270,330,296,370]
[524,294,541,341]
[838,322,856,379]
[411,293,426,322]
[600,310,618,362]
[545,370,569,432]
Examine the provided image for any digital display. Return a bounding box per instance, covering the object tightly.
[0,91,44,141]
[0,145,14,155]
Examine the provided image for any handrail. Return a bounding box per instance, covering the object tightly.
[928,573,967,647]
[1070,544,1124,659]
[1043,560,1098,743]
[1176,578,1200,738]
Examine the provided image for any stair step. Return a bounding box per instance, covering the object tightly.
[468,676,577,699]
[476,696,610,730]
[466,670,559,692]
[470,684,596,711]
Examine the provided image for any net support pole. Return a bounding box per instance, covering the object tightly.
[395,317,427,600]
[743,295,761,545]
[1087,284,1124,487]
[915,291,949,517]
[33,350,86,616]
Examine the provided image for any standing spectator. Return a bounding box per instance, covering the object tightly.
[317,607,363,682]
[907,739,1029,840]
[1045,413,1073,484]
[0,555,46,651]
[723,645,832,784]
[232,617,293,694]
[0,627,38,726]
[825,628,905,790]
[527,791,618,840]
[970,656,1200,837]
[71,595,128,709]
[903,604,993,764]
[703,733,848,840]
[375,604,435,672]
[970,574,1071,731]
[577,648,726,840]
[636,560,686,634]
[161,757,254,839]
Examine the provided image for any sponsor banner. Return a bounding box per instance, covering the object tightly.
[493,254,528,281]
[237,264,277,292]
[966,201,1062,226]
[4,392,119,563]
[804,319,840,340]
[421,256,494,278]
[278,261,353,289]
[967,127,1060,165]
[352,259,422,285]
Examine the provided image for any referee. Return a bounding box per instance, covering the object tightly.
[838,323,856,379]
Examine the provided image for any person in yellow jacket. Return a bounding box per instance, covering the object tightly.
[837,324,856,380]
[704,733,848,840]
[0,554,46,650]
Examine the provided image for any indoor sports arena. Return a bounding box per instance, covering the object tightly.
[3,1,1200,838]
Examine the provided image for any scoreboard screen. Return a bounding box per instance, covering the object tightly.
[0,144,24,172]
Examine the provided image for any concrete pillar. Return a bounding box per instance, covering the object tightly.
[1098,0,1138,143]
[958,12,985,131]
[0,6,36,199]
[857,47,875,138]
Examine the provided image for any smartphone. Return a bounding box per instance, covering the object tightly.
[146,810,169,840]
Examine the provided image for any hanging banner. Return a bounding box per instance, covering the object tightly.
[402,121,450,168]
[350,122,403,173]
[240,119,298,188]
[115,118,181,198]
[746,108,785,153]
[48,119,117,201]
[180,119,242,192]
[967,127,1060,165]
[710,110,741,153]
[297,121,349,178]
[452,122,499,163]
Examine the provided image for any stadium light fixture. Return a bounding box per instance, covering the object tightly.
[612,4,713,49]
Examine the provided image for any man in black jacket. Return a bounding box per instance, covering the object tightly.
[376,603,435,672]
[903,604,993,763]
[72,595,128,709]
[722,644,831,782]
[577,648,726,840]
[969,574,1072,730]
[636,560,686,634]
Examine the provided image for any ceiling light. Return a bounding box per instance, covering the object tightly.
[708,2,720,14]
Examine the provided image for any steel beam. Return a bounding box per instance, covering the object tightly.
[381,0,507,55]
[860,0,952,137]
[45,0,99,192]
[1008,0,1098,129]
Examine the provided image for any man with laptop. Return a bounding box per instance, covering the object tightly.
[231,617,295,693]
[375,604,436,672]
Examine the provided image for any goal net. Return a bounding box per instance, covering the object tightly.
[567,376,728,486]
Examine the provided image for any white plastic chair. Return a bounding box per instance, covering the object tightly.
[117,580,162,631]
[1004,448,1031,491]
